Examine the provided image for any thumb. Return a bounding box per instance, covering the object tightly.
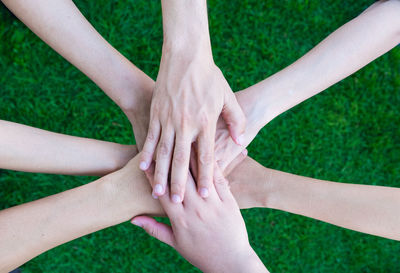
[131,216,175,248]
[222,91,246,146]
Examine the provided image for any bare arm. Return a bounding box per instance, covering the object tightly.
[229,157,400,241]
[140,0,246,202]
[3,152,400,271]
[0,120,136,176]
[248,0,400,128]
[0,155,161,273]
[1,0,154,148]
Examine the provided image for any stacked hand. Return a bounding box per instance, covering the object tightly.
[132,164,268,273]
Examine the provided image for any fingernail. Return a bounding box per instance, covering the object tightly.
[154,184,163,195]
[139,161,148,170]
[152,192,158,199]
[172,194,182,203]
[237,134,244,146]
[241,149,248,156]
[199,187,209,198]
[132,220,143,228]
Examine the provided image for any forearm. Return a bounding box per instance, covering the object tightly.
[0,156,159,272]
[252,0,400,125]
[161,0,211,53]
[229,157,400,240]
[0,120,136,175]
[1,0,153,113]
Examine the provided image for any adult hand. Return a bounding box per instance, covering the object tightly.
[140,49,245,202]
[132,165,267,273]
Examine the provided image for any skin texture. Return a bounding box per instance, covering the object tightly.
[132,165,268,273]
[247,0,400,127]
[4,152,400,272]
[1,0,400,271]
[140,0,246,203]
[0,120,136,176]
[0,0,154,149]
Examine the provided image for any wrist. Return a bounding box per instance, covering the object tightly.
[218,247,267,273]
[228,157,273,209]
[99,156,164,219]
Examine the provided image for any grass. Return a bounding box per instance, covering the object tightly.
[1,0,400,272]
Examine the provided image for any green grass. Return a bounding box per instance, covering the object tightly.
[1,0,400,272]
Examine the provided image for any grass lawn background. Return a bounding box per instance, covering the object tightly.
[1,0,400,272]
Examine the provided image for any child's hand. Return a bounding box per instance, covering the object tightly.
[131,165,267,273]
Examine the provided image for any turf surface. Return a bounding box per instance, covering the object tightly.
[1,0,400,272]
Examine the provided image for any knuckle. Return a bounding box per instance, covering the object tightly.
[158,141,171,157]
[173,148,187,164]
[198,176,211,187]
[141,150,153,161]
[170,180,184,192]
[199,152,213,166]
[214,175,226,186]
[146,129,156,142]
[154,171,166,184]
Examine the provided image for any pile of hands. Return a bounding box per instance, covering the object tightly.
[124,4,268,272]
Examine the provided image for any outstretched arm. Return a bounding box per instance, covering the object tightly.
[2,152,399,271]
[213,0,400,170]
[229,157,400,241]
[0,155,161,273]
[0,120,136,176]
[1,0,154,148]
[252,0,400,126]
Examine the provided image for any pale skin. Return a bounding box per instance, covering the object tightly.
[133,165,269,273]
[140,0,246,202]
[2,0,400,271]
[1,0,154,149]
[3,151,400,272]
[0,120,136,176]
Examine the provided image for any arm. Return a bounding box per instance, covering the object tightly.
[132,165,268,273]
[252,0,400,126]
[139,0,246,202]
[0,120,136,176]
[0,155,162,273]
[213,0,400,170]
[0,151,250,271]
[1,0,154,148]
[229,157,400,241]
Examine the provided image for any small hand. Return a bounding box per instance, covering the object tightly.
[132,164,267,273]
[140,49,245,202]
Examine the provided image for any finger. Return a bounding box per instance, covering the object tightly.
[131,216,175,248]
[170,135,191,203]
[144,161,159,199]
[140,118,161,170]
[196,129,215,199]
[223,149,248,176]
[222,91,246,146]
[153,126,175,197]
[189,142,199,179]
[213,164,234,202]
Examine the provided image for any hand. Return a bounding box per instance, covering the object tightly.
[132,165,267,273]
[214,86,268,171]
[140,48,246,202]
[122,79,154,151]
